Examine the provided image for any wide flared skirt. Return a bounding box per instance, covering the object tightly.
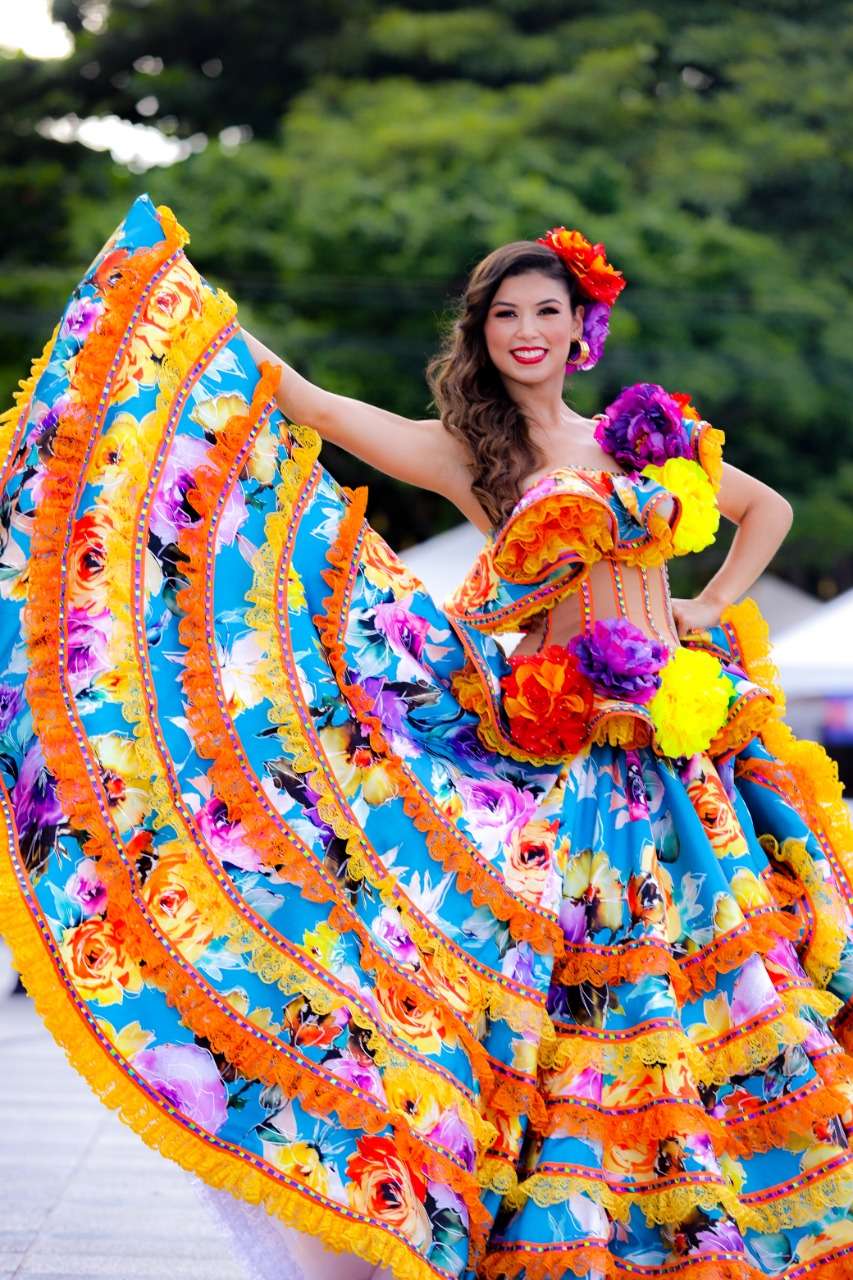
[2,197,853,1280]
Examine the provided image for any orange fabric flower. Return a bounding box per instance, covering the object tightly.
[538,227,626,305]
[501,646,594,757]
[373,974,450,1057]
[346,1135,432,1250]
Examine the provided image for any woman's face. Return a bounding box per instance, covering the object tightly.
[483,270,583,389]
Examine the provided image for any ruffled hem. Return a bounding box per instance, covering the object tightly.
[480,1243,853,1280]
[0,793,463,1280]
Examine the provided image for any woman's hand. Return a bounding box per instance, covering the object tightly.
[673,463,793,635]
[670,596,724,638]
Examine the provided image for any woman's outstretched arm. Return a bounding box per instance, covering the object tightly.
[242,329,474,505]
[670,462,794,636]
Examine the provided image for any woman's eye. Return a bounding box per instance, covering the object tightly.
[494,309,516,318]
[539,306,559,315]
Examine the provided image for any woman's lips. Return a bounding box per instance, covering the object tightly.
[510,347,547,365]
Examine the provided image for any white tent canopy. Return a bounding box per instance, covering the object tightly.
[769,587,853,698]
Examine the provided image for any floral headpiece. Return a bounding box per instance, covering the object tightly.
[538,227,626,375]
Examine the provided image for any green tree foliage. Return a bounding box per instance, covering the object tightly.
[1,1,852,582]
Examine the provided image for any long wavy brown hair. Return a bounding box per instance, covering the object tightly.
[427,241,582,528]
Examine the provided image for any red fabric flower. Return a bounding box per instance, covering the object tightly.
[671,391,701,422]
[537,228,626,305]
[501,645,594,756]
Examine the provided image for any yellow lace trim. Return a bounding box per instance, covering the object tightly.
[760,835,848,990]
[541,999,813,1089]
[489,1147,853,1236]
[0,323,59,465]
[498,1167,750,1230]
[0,797,460,1280]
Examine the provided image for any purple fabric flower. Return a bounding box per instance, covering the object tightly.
[559,898,588,945]
[325,1053,386,1101]
[149,435,209,546]
[11,740,64,836]
[66,608,112,693]
[427,1179,470,1225]
[196,796,264,872]
[371,600,430,662]
[372,907,419,966]
[595,383,692,470]
[66,858,108,918]
[60,297,104,344]
[134,1042,228,1134]
[0,682,24,734]
[568,618,667,704]
[455,775,538,862]
[566,301,611,376]
[360,676,408,734]
[426,1108,476,1173]
[694,1219,744,1256]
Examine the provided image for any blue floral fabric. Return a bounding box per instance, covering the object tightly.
[2,197,853,1280]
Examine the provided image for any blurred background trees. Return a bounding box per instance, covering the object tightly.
[1,0,852,590]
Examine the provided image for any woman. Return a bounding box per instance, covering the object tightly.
[2,197,853,1280]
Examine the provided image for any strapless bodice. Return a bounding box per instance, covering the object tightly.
[444,411,723,641]
[442,396,773,765]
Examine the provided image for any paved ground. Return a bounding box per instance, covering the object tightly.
[0,945,249,1280]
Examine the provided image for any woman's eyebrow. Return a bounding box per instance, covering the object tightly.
[489,296,564,308]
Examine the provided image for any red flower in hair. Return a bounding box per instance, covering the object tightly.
[671,392,701,422]
[538,228,626,305]
[501,646,594,757]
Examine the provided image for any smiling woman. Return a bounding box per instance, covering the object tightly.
[3,195,853,1280]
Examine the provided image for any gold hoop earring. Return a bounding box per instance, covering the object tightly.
[567,338,591,366]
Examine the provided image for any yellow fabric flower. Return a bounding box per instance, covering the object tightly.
[648,647,733,758]
[642,457,720,554]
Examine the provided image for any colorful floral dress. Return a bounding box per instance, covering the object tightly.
[2,196,853,1280]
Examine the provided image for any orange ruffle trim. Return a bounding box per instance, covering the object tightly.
[19,232,493,1256]
[174,382,504,1097]
[313,486,565,961]
[553,907,801,1007]
[0,792,477,1280]
[479,1244,853,1280]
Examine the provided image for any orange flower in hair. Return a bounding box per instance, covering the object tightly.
[538,228,626,305]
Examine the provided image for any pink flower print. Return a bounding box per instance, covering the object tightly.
[730,953,779,1026]
[372,908,419,967]
[455,776,538,862]
[371,599,430,662]
[60,296,104,344]
[66,608,112,693]
[66,858,108,918]
[196,797,264,872]
[149,435,209,546]
[426,1107,476,1172]
[325,1053,386,1103]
